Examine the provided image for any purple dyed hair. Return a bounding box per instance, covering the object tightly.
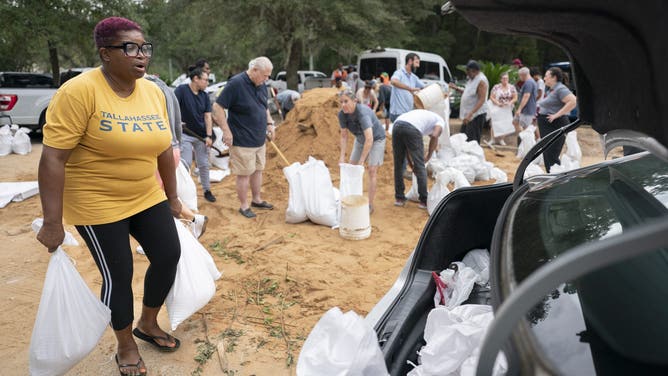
[93,17,143,48]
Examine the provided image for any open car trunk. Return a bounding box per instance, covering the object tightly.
[374,183,513,375]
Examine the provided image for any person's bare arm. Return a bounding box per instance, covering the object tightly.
[548,93,577,122]
[465,80,488,122]
[339,128,349,163]
[213,102,233,146]
[426,126,444,162]
[371,91,379,112]
[509,90,519,107]
[204,112,213,147]
[391,79,419,93]
[516,92,530,115]
[357,128,374,165]
[36,145,72,252]
[157,145,181,217]
[266,108,276,141]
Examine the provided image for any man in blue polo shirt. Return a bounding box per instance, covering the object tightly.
[175,66,216,202]
[213,56,275,218]
[389,53,425,122]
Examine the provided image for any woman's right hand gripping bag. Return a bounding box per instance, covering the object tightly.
[29,248,111,376]
[165,218,222,331]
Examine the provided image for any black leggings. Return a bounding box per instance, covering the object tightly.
[537,114,570,172]
[462,113,486,143]
[76,201,181,330]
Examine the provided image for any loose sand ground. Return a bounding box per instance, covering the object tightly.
[0,88,610,375]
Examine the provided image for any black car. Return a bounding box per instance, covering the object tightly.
[367,1,668,375]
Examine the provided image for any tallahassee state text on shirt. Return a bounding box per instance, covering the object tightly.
[98,111,167,132]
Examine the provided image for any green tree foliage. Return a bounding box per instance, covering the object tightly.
[0,1,567,86]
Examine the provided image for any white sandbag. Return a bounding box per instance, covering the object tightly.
[427,171,452,215]
[408,305,507,376]
[426,158,446,178]
[339,163,364,198]
[564,131,582,162]
[165,218,220,330]
[490,168,508,184]
[297,307,389,376]
[198,169,230,183]
[29,219,111,376]
[462,249,490,286]
[443,155,479,184]
[449,133,468,156]
[176,160,198,212]
[445,167,471,189]
[0,181,39,208]
[524,164,545,179]
[474,161,494,181]
[284,162,308,223]
[406,173,420,202]
[210,155,230,170]
[433,262,479,309]
[437,146,457,161]
[31,218,79,247]
[560,154,581,171]
[516,127,536,160]
[300,157,339,227]
[11,127,31,155]
[460,141,485,162]
[0,124,12,156]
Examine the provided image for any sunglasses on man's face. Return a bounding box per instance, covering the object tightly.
[104,42,153,58]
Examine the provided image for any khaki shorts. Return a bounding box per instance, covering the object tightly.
[230,145,266,175]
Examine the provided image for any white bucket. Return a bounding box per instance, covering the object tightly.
[413,83,445,110]
[339,195,371,240]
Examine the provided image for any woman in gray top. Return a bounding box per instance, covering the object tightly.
[537,67,577,172]
[338,89,386,213]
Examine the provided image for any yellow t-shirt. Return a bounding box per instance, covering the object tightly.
[43,67,172,225]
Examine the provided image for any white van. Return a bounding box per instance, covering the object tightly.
[357,48,453,90]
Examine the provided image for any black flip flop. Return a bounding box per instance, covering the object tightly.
[239,207,256,218]
[251,200,274,210]
[115,353,147,376]
[132,328,180,352]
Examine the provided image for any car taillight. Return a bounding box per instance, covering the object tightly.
[0,94,18,111]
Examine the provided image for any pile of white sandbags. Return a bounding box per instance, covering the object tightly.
[0,124,32,156]
[284,157,340,228]
[550,131,582,174]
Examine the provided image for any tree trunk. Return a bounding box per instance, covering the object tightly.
[285,39,302,91]
[48,39,60,86]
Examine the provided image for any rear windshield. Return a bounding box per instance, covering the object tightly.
[506,153,668,374]
[359,57,396,81]
[0,73,55,88]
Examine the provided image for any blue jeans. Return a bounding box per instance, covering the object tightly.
[180,134,211,191]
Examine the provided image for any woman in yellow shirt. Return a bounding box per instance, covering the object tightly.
[37,17,180,376]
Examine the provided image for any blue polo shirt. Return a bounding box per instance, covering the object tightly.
[389,67,425,116]
[174,84,211,138]
[216,72,268,147]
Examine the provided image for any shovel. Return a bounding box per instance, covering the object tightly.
[182,127,229,157]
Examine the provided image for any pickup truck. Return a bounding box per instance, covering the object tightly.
[0,72,57,132]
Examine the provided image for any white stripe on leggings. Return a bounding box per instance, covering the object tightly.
[84,225,113,307]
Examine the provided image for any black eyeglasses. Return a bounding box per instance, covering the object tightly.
[103,42,153,57]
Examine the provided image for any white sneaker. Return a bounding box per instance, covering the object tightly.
[190,214,208,239]
[136,245,145,255]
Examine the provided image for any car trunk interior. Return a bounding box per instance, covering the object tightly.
[375,183,514,375]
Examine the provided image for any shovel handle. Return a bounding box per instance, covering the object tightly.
[269,139,290,165]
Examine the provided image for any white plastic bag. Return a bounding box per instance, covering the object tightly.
[433,262,479,309]
[29,219,111,376]
[449,133,468,156]
[524,163,545,179]
[297,307,389,376]
[490,168,508,184]
[427,171,452,215]
[176,160,198,212]
[462,249,490,286]
[0,124,12,156]
[284,162,308,223]
[516,127,536,160]
[426,158,446,178]
[474,161,494,181]
[11,127,31,155]
[443,167,471,190]
[165,218,221,330]
[300,157,339,227]
[443,155,479,184]
[564,131,582,162]
[406,173,420,202]
[460,141,485,162]
[210,155,230,170]
[339,163,364,198]
[408,305,507,376]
